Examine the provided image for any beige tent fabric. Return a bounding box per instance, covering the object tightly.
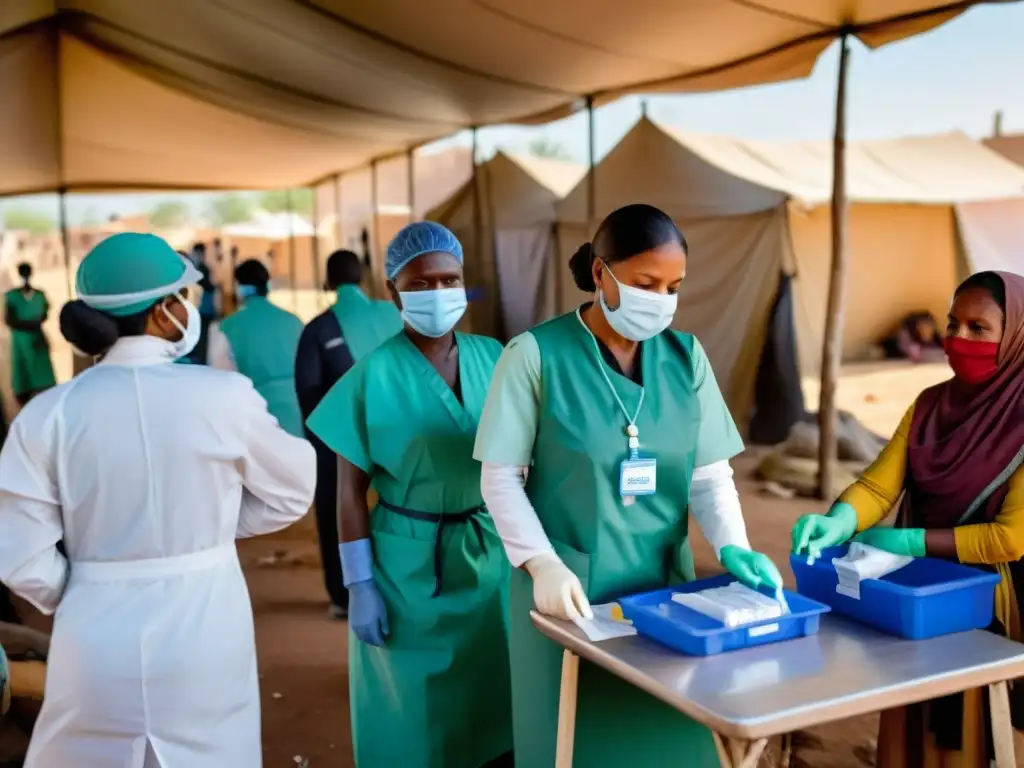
[0,1,998,194]
[427,152,584,338]
[789,202,961,375]
[954,199,1024,275]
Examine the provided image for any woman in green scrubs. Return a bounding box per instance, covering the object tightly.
[5,263,56,406]
[474,204,783,768]
[307,222,513,768]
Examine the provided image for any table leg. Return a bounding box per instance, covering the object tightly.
[714,736,768,768]
[778,732,792,768]
[988,680,1015,768]
[554,650,580,768]
[737,739,767,768]
[712,733,733,767]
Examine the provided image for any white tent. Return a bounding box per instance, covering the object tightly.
[556,117,1024,421]
[426,151,584,338]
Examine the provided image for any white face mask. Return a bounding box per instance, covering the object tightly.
[399,287,467,338]
[161,296,202,359]
[597,261,678,342]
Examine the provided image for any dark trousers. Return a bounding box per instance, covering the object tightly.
[313,443,347,608]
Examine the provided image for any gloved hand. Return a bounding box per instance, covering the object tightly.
[524,552,593,621]
[791,502,858,563]
[853,527,926,558]
[720,545,784,592]
[348,579,389,647]
[340,538,389,647]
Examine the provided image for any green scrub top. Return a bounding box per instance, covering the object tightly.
[5,288,56,398]
[219,296,304,436]
[331,284,402,362]
[307,331,513,768]
[473,309,742,768]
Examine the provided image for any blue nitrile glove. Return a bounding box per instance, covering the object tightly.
[791,502,858,563]
[340,539,389,647]
[853,527,926,558]
[719,545,784,592]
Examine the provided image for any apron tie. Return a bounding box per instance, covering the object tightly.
[377,500,487,597]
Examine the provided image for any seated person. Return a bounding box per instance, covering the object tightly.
[881,311,944,363]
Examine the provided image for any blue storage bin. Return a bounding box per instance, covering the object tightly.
[618,574,831,656]
[790,546,1001,640]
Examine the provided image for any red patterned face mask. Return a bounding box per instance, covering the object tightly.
[944,337,1000,385]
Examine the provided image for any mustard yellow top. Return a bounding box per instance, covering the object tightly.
[839,403,1024,565]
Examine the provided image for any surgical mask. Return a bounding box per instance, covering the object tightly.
[161,297,202,359]
[597,261,677,342]
[399,288,467,338]
[944,336,999,385]
[237,284,261,301]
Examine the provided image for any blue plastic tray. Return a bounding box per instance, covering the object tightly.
[790,546,1001,640]
[618,574,831,656]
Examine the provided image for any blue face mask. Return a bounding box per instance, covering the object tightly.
[237,284,264,301]
[399,288,467,338]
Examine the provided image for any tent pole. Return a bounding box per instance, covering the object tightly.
[370,159,381,297]
[817,33,851,501]
[586,95,596,235]
[59,189,72,299]
[470,127,486,332]
[286,189,298,312]
[311,186,322,310]
[334,173,343,249]
[407,147,416,223]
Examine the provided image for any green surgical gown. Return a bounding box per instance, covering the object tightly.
[5,289,56,398]
[307,331,513,768]
[473,310,743,768]
[330,284,402,362]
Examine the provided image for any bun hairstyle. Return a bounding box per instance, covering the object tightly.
[60,300,155,357]
[567,204,687,293]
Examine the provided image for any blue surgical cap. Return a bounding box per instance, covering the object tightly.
[76,233,201,317]
[385,221,463,280]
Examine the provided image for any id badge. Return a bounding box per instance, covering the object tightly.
[620,458,656,500]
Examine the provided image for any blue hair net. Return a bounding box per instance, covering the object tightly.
[385,221,463,280]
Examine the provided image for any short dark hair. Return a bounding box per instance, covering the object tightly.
[326,250,363,288]
[16,262,32,279]
[235,259,271,296]
[568,204,688,292]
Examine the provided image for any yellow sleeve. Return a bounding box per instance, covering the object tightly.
[838,404,915,531]
[954,466,1024,564]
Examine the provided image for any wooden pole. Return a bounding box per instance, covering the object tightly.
[407,147,416,223]
[370,159,381,297]
[333,173,343,249]
[817,33,851,500]
[470,127,486,333]
[59,189,72,299]
[311,186,322,310]
[286,189,298,312]
[586,95,596,235]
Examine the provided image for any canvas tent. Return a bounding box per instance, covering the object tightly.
[426,151,584,339]
[556,117,1024,427]
[1,1,1012,195]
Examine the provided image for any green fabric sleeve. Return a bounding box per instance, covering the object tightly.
[691,337,745,466]
[306,362,373,473]
[472,332,541,467]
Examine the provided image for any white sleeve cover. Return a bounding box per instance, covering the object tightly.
[690,459,751,558]
[480,462,554,568]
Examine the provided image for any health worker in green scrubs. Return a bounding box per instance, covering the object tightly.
[5,263,57,406]
[208,260,305,437]
[307,221,513,768]
[474,204,784,768]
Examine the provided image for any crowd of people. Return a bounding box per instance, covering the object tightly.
[0,205,1018,768]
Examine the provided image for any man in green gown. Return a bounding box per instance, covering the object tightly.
[207,260,304,437]
[308,222,513,768]
[5,263,56,406]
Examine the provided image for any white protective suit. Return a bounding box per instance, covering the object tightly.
[0,336,317,767]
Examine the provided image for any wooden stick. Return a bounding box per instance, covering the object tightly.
[738,739,768,768]
[712,733,733,768]
[779,732,793,768]
[554,650,580,768]
[817,31,851,500]
[988,681,1015,768]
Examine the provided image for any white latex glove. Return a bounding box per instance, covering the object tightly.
[524,552,593,621]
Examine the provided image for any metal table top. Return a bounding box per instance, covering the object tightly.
[531,611,1024,739]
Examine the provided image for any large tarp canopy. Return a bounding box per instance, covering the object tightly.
[1,0,1014,195]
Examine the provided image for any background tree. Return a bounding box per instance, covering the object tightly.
[1,207,56,234]
[206,193,255,225]
[526,137,573,160]
[258,189,314,215]
[148,200,191,228]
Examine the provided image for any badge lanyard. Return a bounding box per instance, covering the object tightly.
[579,313,645,458]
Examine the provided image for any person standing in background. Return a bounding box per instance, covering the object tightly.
[295,249,402,620]
[189,242,218,363]
[5,263,56,406]
[208,260,305,437]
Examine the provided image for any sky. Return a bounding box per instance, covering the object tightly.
[5,2,1024,225]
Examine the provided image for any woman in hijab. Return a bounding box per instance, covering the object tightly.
[307,222,512,768]
[793,270,1024,767]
